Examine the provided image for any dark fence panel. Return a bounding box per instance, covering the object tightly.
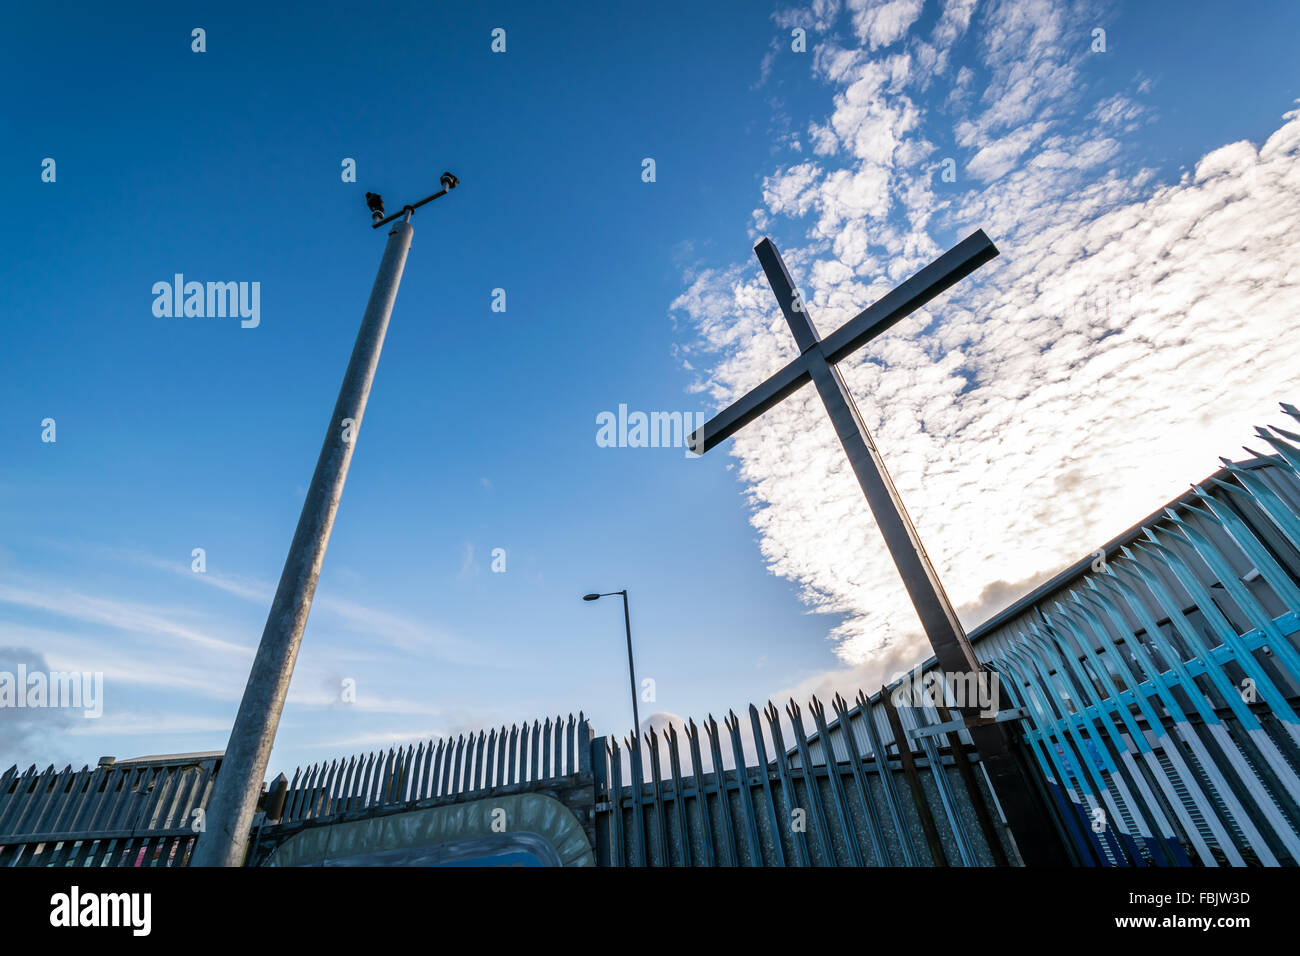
[0,755,217,867]
[268,713,589,828]
[591,695,1016,867]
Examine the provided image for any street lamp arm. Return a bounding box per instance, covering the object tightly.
[370,173,460,229]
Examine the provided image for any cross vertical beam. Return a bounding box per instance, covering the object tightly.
[754,238,981,680]
[689,233,1070,866]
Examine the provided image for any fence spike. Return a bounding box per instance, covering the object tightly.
[438,738,452,797]
[507,724,519,786]
[1269,422,1300,443]
[520,722,531,782]
[497,726,509,788]
[567,714,577,775]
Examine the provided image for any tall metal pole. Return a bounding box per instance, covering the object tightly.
[620,590,641,738]
[192,219,414,866]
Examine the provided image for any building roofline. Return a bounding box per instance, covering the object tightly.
[107,750,224,766]
[801,453,1278,748]
[961,456,1265,645]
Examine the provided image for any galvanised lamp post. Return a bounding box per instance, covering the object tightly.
[192,174,459,867]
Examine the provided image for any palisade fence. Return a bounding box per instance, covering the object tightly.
[591,694,1014,867]
[855,406,1300,869]
[0,704,1006,868]
[242,713,598,866]
[967,416,1300,867]
[265,713,591,828]
[0,719,597,868]
[0,753,217,867]
[5,406,1300,867]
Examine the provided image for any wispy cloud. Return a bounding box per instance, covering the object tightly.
[0,578,250,655]
[63,713,237,738]
[24,540,487,664]
[0,544,497,745]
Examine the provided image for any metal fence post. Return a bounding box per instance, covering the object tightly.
[591,735,611,867]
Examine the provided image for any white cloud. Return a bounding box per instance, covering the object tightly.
[676,0,1300,690]
[775,0,847,33]
[849,0,926,49]
[966,120,1049,181]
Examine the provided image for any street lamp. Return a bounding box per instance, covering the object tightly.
[583,590,640,740]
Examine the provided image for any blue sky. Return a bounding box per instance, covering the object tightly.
[3,0,1299,776]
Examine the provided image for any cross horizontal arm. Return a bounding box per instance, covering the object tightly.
[688,354,811,454]
[818,229,997,365]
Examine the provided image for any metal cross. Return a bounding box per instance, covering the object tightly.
[688,231,1069,865]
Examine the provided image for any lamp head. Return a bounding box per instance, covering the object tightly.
[582,593,601,602]
[440,171,459,191]
[364,192,385,223]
